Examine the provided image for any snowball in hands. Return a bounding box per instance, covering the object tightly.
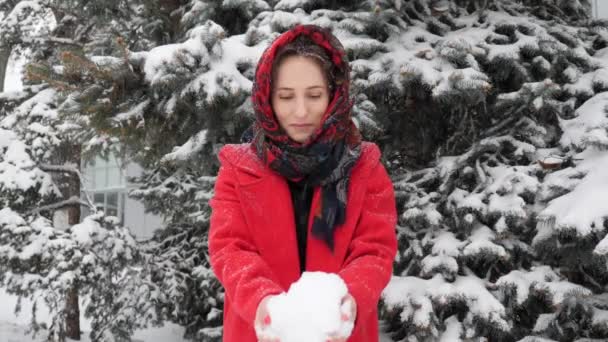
[264,272,354,342]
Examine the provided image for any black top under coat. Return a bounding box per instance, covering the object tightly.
[287,178,314,274]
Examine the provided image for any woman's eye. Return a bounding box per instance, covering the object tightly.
[309,94,322,99]
[279,96,293,100]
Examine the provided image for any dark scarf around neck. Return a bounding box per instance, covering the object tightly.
[244,24,362,251]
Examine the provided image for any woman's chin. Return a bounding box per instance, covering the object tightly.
[288,133,313,143]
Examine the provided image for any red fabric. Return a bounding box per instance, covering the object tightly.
[209,141,398,342]
[251,24,354,148]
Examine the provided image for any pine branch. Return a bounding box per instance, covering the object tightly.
[0,1,20,13]
[39,163,80,175]
[471,157,491,194]
[74,21,95,43]
[578,264,608,292]
[482,116,519,138]
[17,36,83,48]
[47,36,83,48]
[27,196,88,215]
[396,224,417,239]
[475,0,489,15]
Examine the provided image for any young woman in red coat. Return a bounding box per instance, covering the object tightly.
[209,24,397,342]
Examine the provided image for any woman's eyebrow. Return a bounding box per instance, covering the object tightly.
[276,86,325,90]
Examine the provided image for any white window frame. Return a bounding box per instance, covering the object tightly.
[81,154,127,224]
[91,190,126,223]
[593,0,599,18]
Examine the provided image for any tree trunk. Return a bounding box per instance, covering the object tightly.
[65,284,80,340]
[0,46,12,92]
[45,4,82,338]
[64,145,82,341]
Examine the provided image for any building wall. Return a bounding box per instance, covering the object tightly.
[595,0,608,18]
[81,154,164,240]
[123,162,164,239]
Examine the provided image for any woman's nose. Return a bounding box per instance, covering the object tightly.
[293,98,308,119]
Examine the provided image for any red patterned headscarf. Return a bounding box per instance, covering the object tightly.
[245,24,362,250]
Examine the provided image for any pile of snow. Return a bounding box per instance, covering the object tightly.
[263,272,354,342]
[496,266,592,307]
[534,92,608,247]
[559,92,608,150]
[382,274,509,331]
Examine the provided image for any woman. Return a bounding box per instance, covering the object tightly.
[209,24,397,342]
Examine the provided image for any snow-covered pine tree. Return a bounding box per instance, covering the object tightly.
[0,1,152,341]
[0,0,54,92]
[379,0,608,341]
[1,1,84,339]
[0,83,144,342]
[38,0,608,340]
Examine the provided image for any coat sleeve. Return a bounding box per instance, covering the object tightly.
[208,147,284,326]
[338,156,398,321]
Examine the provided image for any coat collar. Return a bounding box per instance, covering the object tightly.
[225,142,378,183]
[227,144,272,183]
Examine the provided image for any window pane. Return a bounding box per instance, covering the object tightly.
[95,168,107,189]
[107,207,118,218]
[106,193,118,217]
[80,205,91,221]
[82,166,95,189]
[108,153,119,167]
[95,155,108,167]
[107,167,122,187]
[94,193,105,211]
[107,192,118,210]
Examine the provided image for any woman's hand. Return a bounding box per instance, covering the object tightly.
[255,292,356,342]
[326,293,357,342]
[254,295,280,342]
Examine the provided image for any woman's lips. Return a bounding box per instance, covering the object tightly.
[290,124,315,130]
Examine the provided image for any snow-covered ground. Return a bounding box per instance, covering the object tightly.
[0,289,393,341]
[0,320,191,342]
[0,322,393,342]
[0,289,191,342]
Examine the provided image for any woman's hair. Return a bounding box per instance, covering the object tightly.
[271,34,336,94]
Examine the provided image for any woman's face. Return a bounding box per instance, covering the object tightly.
[272,56,330,143]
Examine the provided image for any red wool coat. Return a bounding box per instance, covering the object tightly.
[209,141,398,342]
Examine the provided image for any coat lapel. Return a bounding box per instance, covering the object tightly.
[231,150,301,288]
